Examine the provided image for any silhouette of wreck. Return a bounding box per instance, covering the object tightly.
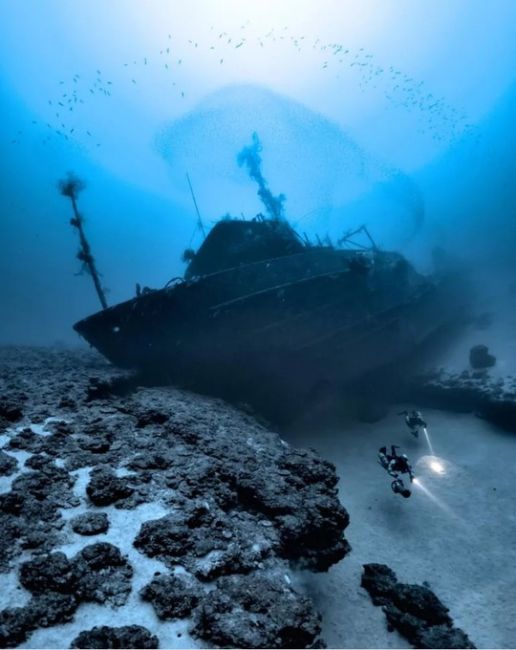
[73,135,466,421]
[74,213,466,419]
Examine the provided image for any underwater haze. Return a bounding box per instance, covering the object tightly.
[1,0,516,344]
[3,4,516,650]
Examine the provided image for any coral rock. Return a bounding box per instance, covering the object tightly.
[19,552,76,594]
[361,563,475,649]
[140,573,201,620]
[0,451,18,477]
[72,542,133,606]
[86,468,133,506]
[192,573,322,648]
[469,344,496,369]
[71,512,109,536]
[70,625,159,649]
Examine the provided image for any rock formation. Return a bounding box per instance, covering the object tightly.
[361,563,475,649]
[469,344,496,369]
[406,367,516,432]
[0,346,350,648]
[70,625,159,649]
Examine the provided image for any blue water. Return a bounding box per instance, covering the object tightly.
[1,0,515,344]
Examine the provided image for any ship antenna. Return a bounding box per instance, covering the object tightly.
[362,225,378,251]
[186,172,206,239]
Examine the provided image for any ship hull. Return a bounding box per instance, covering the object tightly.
[74,248,465,419]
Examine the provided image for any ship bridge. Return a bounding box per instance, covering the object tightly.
[184,217,306,279]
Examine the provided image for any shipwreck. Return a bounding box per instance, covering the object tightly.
[70,135,467,421]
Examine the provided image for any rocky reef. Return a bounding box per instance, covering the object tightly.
[406,367,516,432]
[70,625,159,649]
[361,564,475,649]
[469,344,496,369]
[0,346,349,648]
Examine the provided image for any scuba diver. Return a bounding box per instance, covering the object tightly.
[378,445,414,497]
[398,409,427,438]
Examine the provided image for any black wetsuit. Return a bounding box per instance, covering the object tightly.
[378,446,414,481]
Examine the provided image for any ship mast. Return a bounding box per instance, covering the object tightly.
[58,173,108,310]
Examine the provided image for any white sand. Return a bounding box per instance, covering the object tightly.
[0,449,32,494]
[20,496,204,649]
[288,407,516,649]
[0,570,32,610]
[0,454,204,649]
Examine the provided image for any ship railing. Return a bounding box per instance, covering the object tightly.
[163,276,186,289]
[209,266,356,312]
[337,225,378,251]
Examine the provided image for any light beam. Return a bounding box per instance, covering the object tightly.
[422,426,435,456]
[413,477,461,522]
